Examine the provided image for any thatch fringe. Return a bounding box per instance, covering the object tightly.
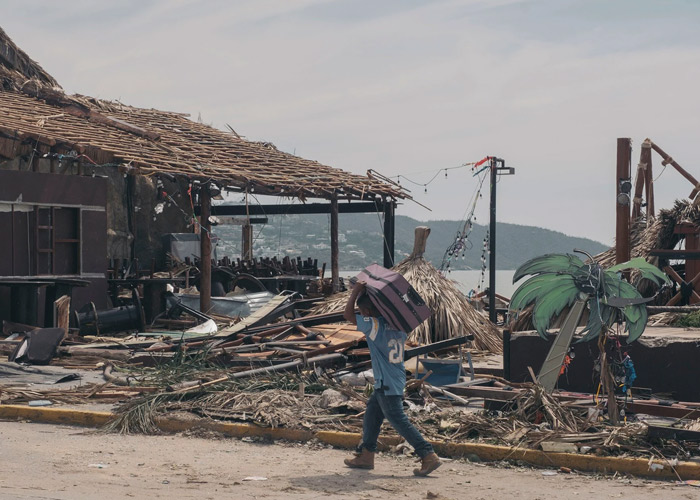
[597,200,700,294]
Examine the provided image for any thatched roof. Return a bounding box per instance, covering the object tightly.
[310,228,502,353]
[0,26,408,202]
[596,200,698,267]
[0,26,59,89]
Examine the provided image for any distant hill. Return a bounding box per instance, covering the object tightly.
[213,213,608,271]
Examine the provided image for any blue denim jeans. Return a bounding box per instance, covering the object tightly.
[358,388,434,458]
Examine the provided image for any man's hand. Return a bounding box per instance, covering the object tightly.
[343,280,366,325]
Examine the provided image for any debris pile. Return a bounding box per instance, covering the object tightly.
[92,370,698,463]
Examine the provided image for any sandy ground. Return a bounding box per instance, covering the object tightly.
[0,421,698,500]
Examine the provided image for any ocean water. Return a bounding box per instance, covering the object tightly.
[340,269,518,299]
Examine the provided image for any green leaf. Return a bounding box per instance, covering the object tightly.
[622,303,643,324]
[624,305,648,343]
[531,280,580,339]
[577,299,615,343]
[602,273,643,301]
[510,274,576,313]
[601,271,649,342]
[513,254,585,283]
[607,258,670,287]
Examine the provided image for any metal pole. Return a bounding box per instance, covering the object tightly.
[489,157,498,324]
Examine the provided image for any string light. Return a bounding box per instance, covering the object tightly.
[392,161,479,193]
[439,158,491,273]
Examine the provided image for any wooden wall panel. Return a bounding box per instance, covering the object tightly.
[81,210,107,274]
[0,170,107,206]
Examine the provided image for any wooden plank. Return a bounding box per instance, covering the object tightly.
[652,249,700,258]
[204,202,388,216]
[649,141,700,199]
[447,383,700,420]
[647,425,700,442]
[625,401,700,420]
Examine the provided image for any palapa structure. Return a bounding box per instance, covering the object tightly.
[311,227,502,353]
[0,26,409,320]
[0,27,405,201]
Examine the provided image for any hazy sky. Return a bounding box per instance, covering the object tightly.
[3,0,700,244]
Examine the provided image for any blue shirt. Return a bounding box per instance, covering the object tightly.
[355,314,407,396]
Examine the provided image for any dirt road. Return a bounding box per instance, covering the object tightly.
[0,420,696,500]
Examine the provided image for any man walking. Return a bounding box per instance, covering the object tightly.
[342,281,441,476]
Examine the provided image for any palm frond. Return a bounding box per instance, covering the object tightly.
[623,304,648,343]
[510,274,577,313]
[531,281,580,339]
[607,257,670,287]
[577,298,615,343]
[513,253,585,283]
[602,272,651,343]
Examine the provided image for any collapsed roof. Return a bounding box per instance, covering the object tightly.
[0,27,409,202]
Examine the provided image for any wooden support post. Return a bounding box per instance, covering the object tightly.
[242,223,253,261]
[642,139,654,218]
[10,204,14,275]
[330,194,339,293]
[200,184,212,314]
[383,199,395,268]
[410,226,430,259]
[616,138,632,265]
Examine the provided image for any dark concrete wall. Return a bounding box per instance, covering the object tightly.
[129,174,191,270]
[509,331,700,402]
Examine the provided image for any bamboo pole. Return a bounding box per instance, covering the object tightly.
[649,140,700,199]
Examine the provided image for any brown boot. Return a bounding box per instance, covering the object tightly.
[344,448,375,469]
[413,452,441,476]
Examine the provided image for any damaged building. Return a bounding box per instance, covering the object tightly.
[0,26,408,328]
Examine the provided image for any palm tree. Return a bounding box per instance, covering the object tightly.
[509,251,669,343]
[508,250,669,401]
